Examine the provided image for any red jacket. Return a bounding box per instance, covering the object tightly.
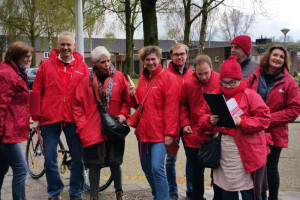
[166,61,193,95]
[246,66,300,147]
[32,50,89,125]
[129,65,179,142]
[200,88,270,173]
[0,61,29,143]
[73,71,130,148]
[180,71,220,148]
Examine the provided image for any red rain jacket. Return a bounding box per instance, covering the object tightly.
[32,50,89,125]
[129,65,179,142]
[246,66,300,147]
[73,71,130,148]
[180,71,220,148]
[0,61,29,143]
[199,88,270,173]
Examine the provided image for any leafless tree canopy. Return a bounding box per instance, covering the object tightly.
[219,8,255,41]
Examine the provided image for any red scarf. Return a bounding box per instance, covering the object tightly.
[216,80,247,136]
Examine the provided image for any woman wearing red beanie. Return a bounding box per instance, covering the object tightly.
[199,56,271,200]
[247,46,300,200]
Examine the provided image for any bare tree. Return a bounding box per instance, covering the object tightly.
[219,8,255,41]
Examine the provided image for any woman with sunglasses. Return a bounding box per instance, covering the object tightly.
[200,56,270,200]
[247,45,300,200]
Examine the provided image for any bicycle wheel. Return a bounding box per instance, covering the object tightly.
[26,129,45,179]
[84,166,113,192]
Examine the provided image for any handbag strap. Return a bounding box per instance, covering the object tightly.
[90,74,105,113]
[139,70,164,106]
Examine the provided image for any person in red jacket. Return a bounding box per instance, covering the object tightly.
[128,46,179,200]
[0,41,34,200]
[32,31,89,200]
[165,43,193,200]
[180,54,219,200]
[73,46,130,200]
[246,45,300,200]
[200,56,270,200]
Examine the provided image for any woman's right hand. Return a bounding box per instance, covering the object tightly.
[129,86,136,96]
[210,115,219,126]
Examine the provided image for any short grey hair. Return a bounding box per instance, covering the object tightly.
[58,31,75,43]
[91,46,111,61]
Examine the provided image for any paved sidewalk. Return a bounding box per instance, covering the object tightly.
[2,128,300,199]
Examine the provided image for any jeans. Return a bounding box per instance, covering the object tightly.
[166,137,193,195]
[222,188,254,200]
[262,146,282,200]
[0,143,28,200]
[185,147,205,200]
[41,122,85,199]
[139,142,169,200]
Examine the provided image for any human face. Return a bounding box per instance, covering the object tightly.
[58,34,75,62]
[195,62,212,83]
[268,49,285,73]
[170,46,187,68]
[92,55,111,73]
[231,44,247,64]
[220,78,240,89]
[18,52,32,68]
[144,53,160,73]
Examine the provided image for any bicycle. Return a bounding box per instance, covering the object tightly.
[26,127,113,192]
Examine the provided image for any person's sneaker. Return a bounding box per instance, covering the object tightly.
[186,191,193,199]
[170,194,179,200]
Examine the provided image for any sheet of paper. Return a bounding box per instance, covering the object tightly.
[126,75,135,88]
[226,98,243,118]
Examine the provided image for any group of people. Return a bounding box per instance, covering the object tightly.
[0,31,300,200]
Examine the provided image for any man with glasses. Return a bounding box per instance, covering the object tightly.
[165,43,193,200]
[32,31,89,200]
[230,35,258,80]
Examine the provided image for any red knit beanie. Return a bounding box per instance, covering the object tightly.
[220,56,242,80]
[231,35,252,55]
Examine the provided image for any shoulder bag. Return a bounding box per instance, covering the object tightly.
[127,70,163,128]
[90,75,130,140]
[198,132,222,168]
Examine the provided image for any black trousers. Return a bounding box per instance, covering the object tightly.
[262,145,282,200]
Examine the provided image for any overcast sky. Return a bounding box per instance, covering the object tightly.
[248,0,300,42]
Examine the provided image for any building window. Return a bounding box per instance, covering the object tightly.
[44,52,49,58]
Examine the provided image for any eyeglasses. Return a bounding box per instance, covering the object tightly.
[172,53,186,57]
[220,80,239,87]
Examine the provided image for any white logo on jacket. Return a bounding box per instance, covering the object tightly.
[279,89,285,93]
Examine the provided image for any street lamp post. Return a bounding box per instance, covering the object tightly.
[281,28,290,47]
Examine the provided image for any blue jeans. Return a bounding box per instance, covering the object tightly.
[166,136,193,195]
[222,188,254,200]
[185,147,205,200]
[41,122,85,199]
[0,143,28,200]
[139,142,169,200]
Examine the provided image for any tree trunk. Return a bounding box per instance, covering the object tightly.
[183,0,191,46]
[140,0,158,46]
[125,0,134,75]
[198,1,209,54]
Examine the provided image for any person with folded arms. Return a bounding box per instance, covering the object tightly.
[199,56,270,200]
